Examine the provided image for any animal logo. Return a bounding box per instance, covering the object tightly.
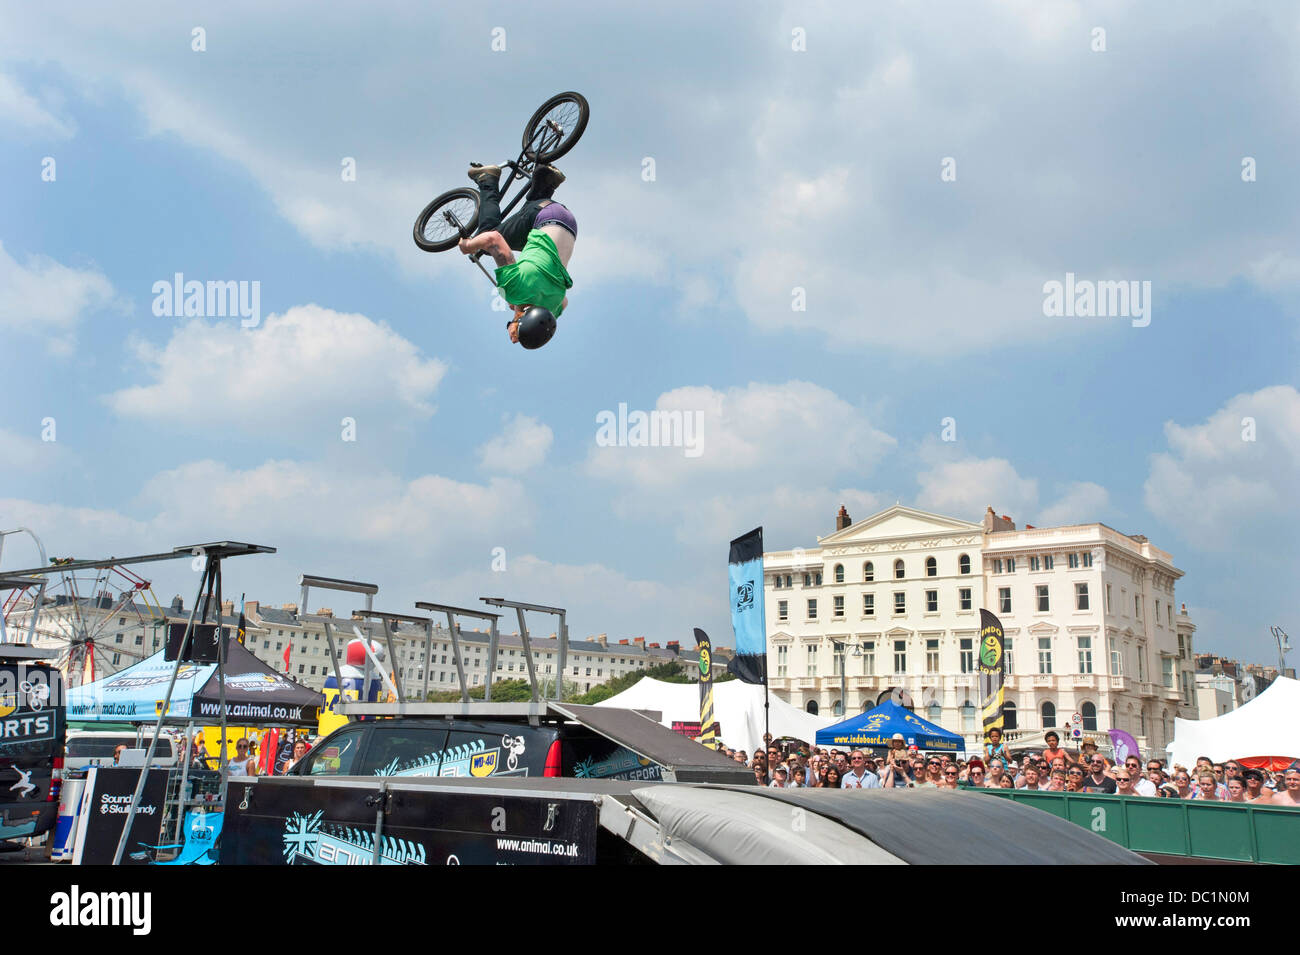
[501,734,526,772]
[9,767,36,799]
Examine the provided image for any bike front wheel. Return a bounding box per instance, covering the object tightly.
[413,187,481,253]
[521,91,589,164]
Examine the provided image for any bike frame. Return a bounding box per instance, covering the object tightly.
[446,117,568,288]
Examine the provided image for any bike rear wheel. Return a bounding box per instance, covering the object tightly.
[521,91,589,164]
[413,187,481,253]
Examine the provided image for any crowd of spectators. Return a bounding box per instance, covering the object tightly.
[716,728,1300,805]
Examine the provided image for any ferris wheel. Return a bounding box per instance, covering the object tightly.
[2,530,166,686]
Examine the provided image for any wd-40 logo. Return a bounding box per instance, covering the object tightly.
[735,580,755,610]
[470,752,498,777]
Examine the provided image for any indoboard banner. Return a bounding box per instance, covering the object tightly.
[71,767,168,865]
[220,778,598,866]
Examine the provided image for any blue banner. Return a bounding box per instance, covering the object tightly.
[727,527,767,685]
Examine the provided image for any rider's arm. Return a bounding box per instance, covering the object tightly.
[460,231,515,267]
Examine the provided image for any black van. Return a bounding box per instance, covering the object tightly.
[291,705,753,785]
[0,646,66,843]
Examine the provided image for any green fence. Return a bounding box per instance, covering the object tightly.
[976,788,1299,864]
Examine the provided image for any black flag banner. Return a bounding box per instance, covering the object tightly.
[726,528,767,685]
[978,609,1006,744]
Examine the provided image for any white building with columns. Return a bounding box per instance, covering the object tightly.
[765,504,1198,756]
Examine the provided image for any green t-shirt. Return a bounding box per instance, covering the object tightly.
[495,230,572,317]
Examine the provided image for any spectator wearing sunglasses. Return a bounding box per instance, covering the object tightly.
[842,750,883,789]
[1065,765,1087,792]
[1172,770,1195,799]
[1113,769,1140,797]
[1241,769,1272,804]
[1083,755,1117,794]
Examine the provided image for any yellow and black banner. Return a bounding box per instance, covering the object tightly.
[695,628,718,750]
[978,609,1006,743]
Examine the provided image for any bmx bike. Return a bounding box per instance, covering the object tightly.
[412,91,589,255]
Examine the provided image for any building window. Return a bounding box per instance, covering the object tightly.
[1043,555,1054,570]
[1162,656,1174,689]
[1003,700,1018,730]
[1037,636,1052,674]
[807,599,818,620]
[803,573,811,587]
[959,554,971,575]
[1068,553,1079,569]
[1041,701,1056,728]
[1078,635,1093,674]
[1029,556,1041,571]
[1109,637,1122,676]
[1036,585,1050,612]
[893,592,905,615]
[298,664,305,674]
[784,574,792,588]
[960,637,974,673]
[778,600,788,622]
[861,641,875,676]
[961,700,976,732]
[807,644,818,677]
[1006,558,1016,573]
[834,563,844,583]
[1168,604,1173,626]
[112,653,121,665]
[893,640,907,674]
[1004,637,1014,672]
[926,639,940,673]
[927,701,942,724]
[833,595,845,618]
[1105,584,1112,613]
[959,587,972,611]
[925,590,938,613]
[777,645,788,677]
[832,649,844,677]
[993,559,1003,574]
[806,700,819,715]
[926,557,937,577]
[999,588,1011,615]
[1075,583,1089,610]
[894,559,905,580]
[1081,701,1097,730]
[863,594,874,616]
[863,561,874,582]
[1135,595,1141,619]
[1137,648,1145,683]
[1177,633,1186,659]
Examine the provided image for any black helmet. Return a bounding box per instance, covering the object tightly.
[516,306,556,349]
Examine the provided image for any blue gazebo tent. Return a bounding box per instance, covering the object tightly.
[815,700,965,753]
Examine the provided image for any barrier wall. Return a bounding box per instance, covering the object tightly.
[976,788,1299,864]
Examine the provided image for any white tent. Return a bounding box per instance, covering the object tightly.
[1166,675,1300,767]
[596,677,836,755]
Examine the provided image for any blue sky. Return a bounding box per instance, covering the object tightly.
[0,1,1296,664]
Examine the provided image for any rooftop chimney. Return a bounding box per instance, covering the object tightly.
[221,599,235,616]
[836,504,851,531]
[281,603,298,614]
[982,506,1016,533]
[666,640,680,654]
[593,633,608,647]
[648,642,660,649]
[244,600,259,616]
[633,638,645,648]
[618,639,629,645]
[316,608,334,618]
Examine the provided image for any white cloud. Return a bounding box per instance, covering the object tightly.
[585,380,896,548]
[0,241,122,350]
[1144,385,1300,551]
[914,454,1039,525]
[0,428,65,472]
[1037,482,1112,528]
[106,304,446,433]
[0,73,74,137]
[477,415,553,474]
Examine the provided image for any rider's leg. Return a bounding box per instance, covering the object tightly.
[472,174,507,236]
[497,198,552,251]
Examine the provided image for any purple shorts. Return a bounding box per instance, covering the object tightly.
[534,202,577,238]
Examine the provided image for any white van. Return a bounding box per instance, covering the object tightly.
[64,731,180,771]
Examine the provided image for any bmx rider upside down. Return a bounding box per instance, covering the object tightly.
[458,162,575,347]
